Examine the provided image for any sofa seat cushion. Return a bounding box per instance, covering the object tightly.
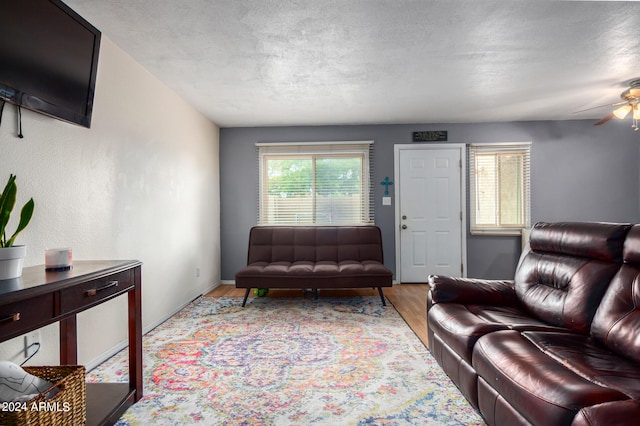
[428,304,573,363]
[428,304,509,362]
[473,330,628,426]
[237,260,392,278]
[572,400,640,426]
[468,305,575,332]
[235,259,392,289]
[523,331,640,399]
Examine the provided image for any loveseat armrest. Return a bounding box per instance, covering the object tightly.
[428,275,519,307]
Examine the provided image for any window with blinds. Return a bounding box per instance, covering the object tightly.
[469,142,531,235]
[257,141,374,226]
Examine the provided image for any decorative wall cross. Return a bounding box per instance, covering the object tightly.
[380,176,394,195]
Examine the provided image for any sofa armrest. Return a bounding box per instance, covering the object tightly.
[428,274,519,306]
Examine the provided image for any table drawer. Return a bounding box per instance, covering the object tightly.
[60,270,134,314]
[0,294,54,339]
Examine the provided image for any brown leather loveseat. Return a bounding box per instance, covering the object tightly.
[427,221,640,425]
[235,226,393,307]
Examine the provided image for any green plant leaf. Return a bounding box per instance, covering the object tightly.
[0,175,17,247]
[6,198,34,247]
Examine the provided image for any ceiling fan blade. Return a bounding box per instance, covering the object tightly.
[594,112,615,126]
[574,101,628,114]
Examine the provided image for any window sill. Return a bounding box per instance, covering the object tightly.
[470,229,524,237]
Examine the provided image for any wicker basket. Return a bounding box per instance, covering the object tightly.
[0,365,86,426]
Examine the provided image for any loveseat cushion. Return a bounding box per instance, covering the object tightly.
[427,304,510,363]
[590,225,640,364]
[515,222,631,334]
[473,330,628,426]
[572,400,640,426]
[428,303,574,364]
[523,331,640,400]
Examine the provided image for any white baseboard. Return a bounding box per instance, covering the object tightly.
[85,341,129,372]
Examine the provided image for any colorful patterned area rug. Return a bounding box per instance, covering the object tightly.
[86,296,484,425]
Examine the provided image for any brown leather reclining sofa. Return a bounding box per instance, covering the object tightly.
[427,221,640,425]
[235,226,393,307]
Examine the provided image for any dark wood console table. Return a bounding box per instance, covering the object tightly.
[0,260,143,425]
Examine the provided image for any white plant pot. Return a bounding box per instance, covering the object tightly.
[0,245,27,280]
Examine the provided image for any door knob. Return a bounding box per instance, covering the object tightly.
[402,224,407,229]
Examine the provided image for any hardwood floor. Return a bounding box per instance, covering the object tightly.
[206,284,430,347]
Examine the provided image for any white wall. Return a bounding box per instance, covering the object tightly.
[0,37,220,367]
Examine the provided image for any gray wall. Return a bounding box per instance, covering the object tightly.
[220,120,639,281]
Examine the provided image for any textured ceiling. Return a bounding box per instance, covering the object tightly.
[65,0,640,127]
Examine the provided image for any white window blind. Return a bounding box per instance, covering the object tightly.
[469,142,531,235]
[257,141,374,226]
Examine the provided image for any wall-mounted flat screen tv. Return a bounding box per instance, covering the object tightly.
[0,0,101,128]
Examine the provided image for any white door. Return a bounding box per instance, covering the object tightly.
[394,144,465,282]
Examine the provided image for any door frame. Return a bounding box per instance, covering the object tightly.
[393,143,468,283]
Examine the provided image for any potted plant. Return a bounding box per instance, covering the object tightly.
[0,174,34,280]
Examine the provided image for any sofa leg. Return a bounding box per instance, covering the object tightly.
[378,287,386,306]
[242,289,251,307]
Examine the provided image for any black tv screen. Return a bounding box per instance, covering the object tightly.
[0,0,101,128]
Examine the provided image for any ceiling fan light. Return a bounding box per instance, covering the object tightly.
[613,104,632,119]
[633,106,640,120]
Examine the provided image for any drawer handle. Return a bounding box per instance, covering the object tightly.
[0,313,20,323]
[86,281,119,297]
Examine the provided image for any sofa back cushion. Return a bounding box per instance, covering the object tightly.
[591,224,640,363]
[515,222,631,334]
[246,226,385,264]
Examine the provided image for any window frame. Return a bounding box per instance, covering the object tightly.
[468,142,531,236]
[257,141,374,226]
